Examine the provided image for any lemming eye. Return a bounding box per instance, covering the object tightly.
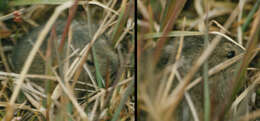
[87,60,94,66]
[226,50,236,58]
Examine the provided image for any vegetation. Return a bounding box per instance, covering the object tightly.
[138,0,260,121]
[0,0,134,121]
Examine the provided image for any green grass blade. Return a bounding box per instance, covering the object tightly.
[111,80,134,121]
[242,0,260,32]
[144,31,203,39]
[112,0,129,46]
[9,0,70,6]
[92,46,104,88]
[203,33,210,121]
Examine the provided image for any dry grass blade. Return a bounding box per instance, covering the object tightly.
[58,0,79,53]
[72,8,111,85]
[9,0,70,5]
[5,2,73,121]
[138,0,259,121]
[162,35,222,114]
[237,110,260,121]
[1,0,133,120]
[0,71,56,81]
[216,7,260,121]
[53,71,88,121]
[209,31,245,50]
[0,40,10,72]
[175,71,200,121]
[231,74,260,112]
[144,31,203,39]
[153,0,187,65]
[187,53,244,90]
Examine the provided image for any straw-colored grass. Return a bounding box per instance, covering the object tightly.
[138,0,260,121]
[0,0,134,121]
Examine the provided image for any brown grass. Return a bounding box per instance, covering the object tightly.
[0,0,134,121]
[138,0,260,121]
